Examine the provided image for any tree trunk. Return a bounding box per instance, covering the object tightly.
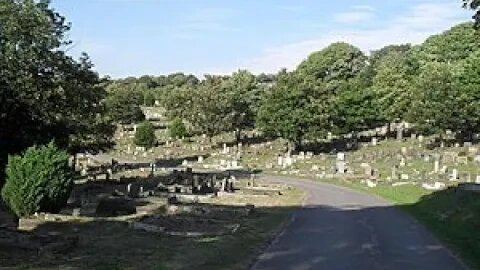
[387,123,391,140]
[72,153,77,171]
[287,140,298,156]
[235,129,242,144]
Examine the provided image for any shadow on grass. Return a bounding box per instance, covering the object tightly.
[1,180,478,270]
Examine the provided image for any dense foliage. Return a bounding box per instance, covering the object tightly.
[134,121,157,148]
[105,88,145,124]
[0,0,114,185]
[169,118,188,139]
[1,142,73,217]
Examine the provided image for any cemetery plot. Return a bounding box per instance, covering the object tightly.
[0,167,304,269]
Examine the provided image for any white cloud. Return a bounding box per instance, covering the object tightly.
[231,1,470,74]
[334,5,375,23]
[334,11,373,23]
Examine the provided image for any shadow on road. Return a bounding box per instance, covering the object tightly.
[0,179,477,270]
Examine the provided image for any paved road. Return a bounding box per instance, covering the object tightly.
[251,176,467,270]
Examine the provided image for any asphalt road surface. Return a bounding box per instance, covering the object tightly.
[251,176,468,270]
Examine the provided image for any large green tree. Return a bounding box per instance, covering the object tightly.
[224,70,259,143]
[409,51,480,141]
[256,71,328,151]
[187,76,232,140]
[0,0,113,184]
[105,88,145,124]
[333,74,384,135]
[371,50,414,124]
[410,23,478,67]
[408,62,460,135]
[297,42,366,91]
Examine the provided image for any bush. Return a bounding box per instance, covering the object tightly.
[169,118,188,139]
[143,90,156,106]
[134,121,156,148]
[1,142,73,217]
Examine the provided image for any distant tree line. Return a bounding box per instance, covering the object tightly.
[0,0,478,216]
[109,22,479,153]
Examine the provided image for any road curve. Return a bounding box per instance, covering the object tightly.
[251,175,468,270]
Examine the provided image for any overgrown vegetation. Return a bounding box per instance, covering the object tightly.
[1,142,73,217]
[134,121,157,148]
[169,118,188,139]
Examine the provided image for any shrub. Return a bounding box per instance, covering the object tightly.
[1,142,73,217]
[134,121,156,148]
[169,118,188,139]
[143,90,156,106]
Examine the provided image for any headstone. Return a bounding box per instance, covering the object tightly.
[434,160,440,173]
[198,156,204,163]
[182,160,188,166]
[451,169,458,181]
[400,157,406,167]
[418,135,424,143]
[336,161,346,174]
[337,152,345,161]
[223,143,228,154]
[396,127,403,140]
[283,156,293,168]
[221,178,227,192]
[277,156,283,166]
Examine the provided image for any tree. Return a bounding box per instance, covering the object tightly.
[256,71,328,152]
[169,118,188,139]
[187,76,232,140]
[143,90,156,106]
[106,88,145,124]
[371,50,414,124]
[454,51,480,140]
[0,0,114,185]
[134,121,156,148]
[410,23,478,67]
[463,0,480,26]
[297,42,366,91]
[408,62,460,135]
[224,70,259,143]
[334,77,384,135]
[1,142,73,217]
[408,56,480,142]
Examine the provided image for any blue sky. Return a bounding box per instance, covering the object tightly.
[52,0,473,78]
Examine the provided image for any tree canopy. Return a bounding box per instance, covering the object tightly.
[0,0,114,184]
